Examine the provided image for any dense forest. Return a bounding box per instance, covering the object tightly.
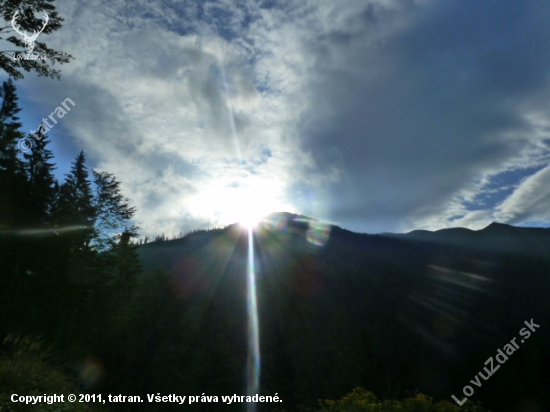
[0,78,139,410]
[137,214,550,412]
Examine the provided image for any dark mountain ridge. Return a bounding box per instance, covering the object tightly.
[384,221,550,258]
[135,214,550,412]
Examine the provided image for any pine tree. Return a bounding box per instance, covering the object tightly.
[54,151,96,254]
[91,169,141,291]
[16,128,60,336]
[92,170,141,333]
[22,127,56,226]
[0,0,74,80]
[0,79,27,230]
[48,152,96,340]
[0,80,30,332]
[92,170,136,252]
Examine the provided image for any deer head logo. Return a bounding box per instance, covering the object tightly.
[11,11,49,55]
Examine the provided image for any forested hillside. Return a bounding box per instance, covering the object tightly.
[138,213,550,412]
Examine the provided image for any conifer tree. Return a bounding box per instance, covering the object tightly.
[0,79,27,230]
[0,0,73,80]
[54,151,96,254]
[23,127,56,226]
[90,169,141,290]
[49,152,96,330]
[92,171,141,335]
[0,80,36,335]
[0,80,28,300]
[16,128,60,329]
[92,170,136,252]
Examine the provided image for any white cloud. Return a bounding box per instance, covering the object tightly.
[18,0,346,235]
[12,0,550,235]
[495,166,550,224]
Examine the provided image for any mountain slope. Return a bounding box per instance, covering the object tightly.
[386,221,550,258]
[135,214,550,412]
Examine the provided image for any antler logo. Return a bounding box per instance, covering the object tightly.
[11,11,49,55]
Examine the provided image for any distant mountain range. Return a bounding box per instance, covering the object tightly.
[137,212,550,412]
[383,221,550,258]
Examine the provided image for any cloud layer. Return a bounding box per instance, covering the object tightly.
[12,0,550,235]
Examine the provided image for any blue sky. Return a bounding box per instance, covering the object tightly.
[2,0,550,236]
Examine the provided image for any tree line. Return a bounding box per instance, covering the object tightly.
[0,78,147,409]
[0,78,141,332]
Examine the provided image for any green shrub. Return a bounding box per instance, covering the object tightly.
[0,334,108,411]
[316,387,489,412]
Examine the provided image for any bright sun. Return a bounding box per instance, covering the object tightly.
[189,176,294,230]
[239,213,263,230]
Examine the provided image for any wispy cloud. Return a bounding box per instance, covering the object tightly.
[12,0,550,235]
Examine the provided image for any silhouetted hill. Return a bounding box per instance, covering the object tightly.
[385,221,550,258]
[136,214,550,412]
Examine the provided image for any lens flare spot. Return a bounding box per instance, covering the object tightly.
[78,357,105,390]
[306,221,331,246]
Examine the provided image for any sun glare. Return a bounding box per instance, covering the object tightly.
[189,176,294,229]
[239,213,263,230]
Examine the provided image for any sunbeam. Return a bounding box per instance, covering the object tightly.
[219,56,242,165]
[246,227,260,410]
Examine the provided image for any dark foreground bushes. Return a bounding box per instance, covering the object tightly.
[314,387,489,412]
[0,334,110,412]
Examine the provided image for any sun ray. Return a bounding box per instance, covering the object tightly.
[246,227,260,409]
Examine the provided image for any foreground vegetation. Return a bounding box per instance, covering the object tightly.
[0,335,110,412]
[314,388,488,412]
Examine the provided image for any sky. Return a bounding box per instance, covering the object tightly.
[3,0,550,236]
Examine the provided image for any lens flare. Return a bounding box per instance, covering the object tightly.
[246,227,260,410]
[306,221,331,247]
[240,214,263,230]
